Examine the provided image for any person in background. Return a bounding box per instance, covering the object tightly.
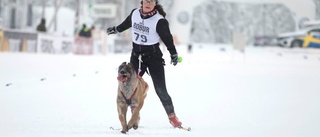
[107,0,184,129]
[36,18,47,32]
[79,24,91,38]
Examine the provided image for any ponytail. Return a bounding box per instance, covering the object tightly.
[155,4,166,18]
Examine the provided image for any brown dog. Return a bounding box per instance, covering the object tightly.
[116,62,148,134]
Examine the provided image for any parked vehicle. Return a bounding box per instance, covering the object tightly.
[300,20,320,29]
[277,27,320,48]
[253,36,277,46]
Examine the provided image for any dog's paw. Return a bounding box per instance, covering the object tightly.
[133,124,138,130]
[121,126,128,134]
[128,124,138,130]
[127,125,133,130]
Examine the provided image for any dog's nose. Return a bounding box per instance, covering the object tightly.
[120,70,126,74]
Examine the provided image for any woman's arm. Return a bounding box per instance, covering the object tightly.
[116,9,136,32]
[156,19,177,55]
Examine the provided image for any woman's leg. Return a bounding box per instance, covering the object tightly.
[147,57,182,127]
[147,57,174,114]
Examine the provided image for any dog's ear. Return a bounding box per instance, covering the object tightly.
[127,63,136,72]
[128,63,135,68]
[121,62,127,65]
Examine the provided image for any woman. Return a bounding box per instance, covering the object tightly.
[107,0,183,128]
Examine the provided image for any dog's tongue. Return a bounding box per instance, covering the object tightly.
[117,75,128,83]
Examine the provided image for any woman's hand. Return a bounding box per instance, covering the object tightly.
[106,26,118,35]
[170,54,178,66]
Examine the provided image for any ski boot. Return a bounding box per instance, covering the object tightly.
[168,113,182,128]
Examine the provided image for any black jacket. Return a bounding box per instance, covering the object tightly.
[36,19,47,32]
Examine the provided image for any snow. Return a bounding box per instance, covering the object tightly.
[1,44,320,137]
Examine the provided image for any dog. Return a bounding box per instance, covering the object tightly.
[116,62,148,134]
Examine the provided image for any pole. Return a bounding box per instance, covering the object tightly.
[42,1,46,18]
[10,3,16,29]
[74,0,80,35]
[47,0,64,31]
[54,0,57,31]
[27,0,33,27]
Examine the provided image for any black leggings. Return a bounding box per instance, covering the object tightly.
[130,51,175,115]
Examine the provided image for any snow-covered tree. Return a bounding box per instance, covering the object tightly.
[191,1,295,44]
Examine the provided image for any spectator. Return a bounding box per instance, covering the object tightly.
[79,24,90,37]
[36,18,47,32]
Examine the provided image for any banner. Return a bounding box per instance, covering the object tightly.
[233,32,247,51]
[37,34,73,54]
[74,36,93,55]
[92,4,117,18]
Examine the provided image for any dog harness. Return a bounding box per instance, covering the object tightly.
[120,76,147,105]
[121,87,138,105]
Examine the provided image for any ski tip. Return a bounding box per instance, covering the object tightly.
[178,126,191,131]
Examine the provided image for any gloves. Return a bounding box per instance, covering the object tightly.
[106,26,118,35]
[170,54,178,66]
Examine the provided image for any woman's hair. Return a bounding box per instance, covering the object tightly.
[140,0,166,18]
[155,4,166,17]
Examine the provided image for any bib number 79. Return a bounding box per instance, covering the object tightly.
[134,32,147,43]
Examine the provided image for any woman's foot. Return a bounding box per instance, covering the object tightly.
[168,113,182,128]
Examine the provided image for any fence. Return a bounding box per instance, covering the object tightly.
[0,29,110,55]
[74,36,93,55]
[3,30,38,52]
[37,34,73,54]
[0,29,132,55]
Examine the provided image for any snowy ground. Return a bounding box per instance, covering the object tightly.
[1,44,320,137]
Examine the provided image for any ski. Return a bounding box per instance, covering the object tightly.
[178,126,191,131]
[110,126,191,131]
[109,126,121,131]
